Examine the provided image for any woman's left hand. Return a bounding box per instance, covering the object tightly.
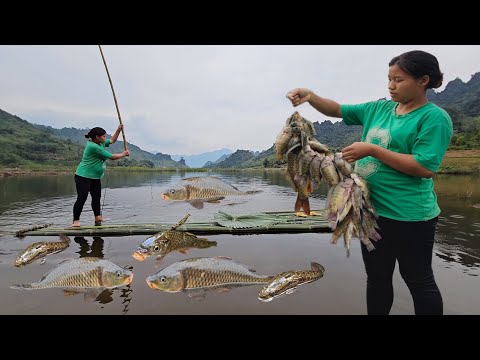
[117,124,124,132]
[341,142,373,162]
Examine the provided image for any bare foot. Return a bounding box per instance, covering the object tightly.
[94,216,103,222]
[71,220,80,228]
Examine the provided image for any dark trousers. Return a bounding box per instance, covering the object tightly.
[73,174,102,221]
[361,216,443,315]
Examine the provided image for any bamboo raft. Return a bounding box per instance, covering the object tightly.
[19,210,330,237]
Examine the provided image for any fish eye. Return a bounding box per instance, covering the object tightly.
[115,270,122,278]
[153,246,160,252]
[169,189,175,194]
[160,276,166,282]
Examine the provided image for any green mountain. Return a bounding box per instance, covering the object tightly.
[0,109,84,167]
[0,109,187,168]
[428,72,480,148]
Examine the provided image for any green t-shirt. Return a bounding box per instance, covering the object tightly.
[340,100,452,222]
[75,139,112,179]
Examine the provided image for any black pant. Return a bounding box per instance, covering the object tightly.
[361,216,443,315]
[73,174,102,221]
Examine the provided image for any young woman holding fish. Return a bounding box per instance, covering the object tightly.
[287,50,453,315]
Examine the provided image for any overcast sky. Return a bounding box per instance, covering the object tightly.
[1,45,479,155]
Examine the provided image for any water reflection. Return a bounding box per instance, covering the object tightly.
[74,237,104,258]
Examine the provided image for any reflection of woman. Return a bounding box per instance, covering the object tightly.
[74,237,104,258]
[71,125,130,227]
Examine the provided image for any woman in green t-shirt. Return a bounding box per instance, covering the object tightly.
[286,50,452,315]
[71,125,130,228]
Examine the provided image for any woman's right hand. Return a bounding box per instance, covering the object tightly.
[286,88,312,107]
[123,150,130,157]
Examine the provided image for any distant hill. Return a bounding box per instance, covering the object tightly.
[171,148,233,168]
[428,72,480,118]
[203,153,232,167]
[203,149,255,168]
[0,109,187,168]
[32,124,187,168]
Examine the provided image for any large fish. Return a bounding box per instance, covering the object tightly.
[14,234,71,267]
[132,214,217,262]
[146,256,274,297]
[160,176,262,209]
[11,257,133,296]
[258,262,325,302]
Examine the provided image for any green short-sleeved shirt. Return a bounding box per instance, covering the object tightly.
[340,100,453,221]
[75,139,112,179]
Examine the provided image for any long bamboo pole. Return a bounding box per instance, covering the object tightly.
[98,45,128,151]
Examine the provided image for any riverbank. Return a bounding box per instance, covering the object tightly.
[2,149,480,177]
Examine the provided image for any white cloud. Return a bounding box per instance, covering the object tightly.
[1,45,479,154]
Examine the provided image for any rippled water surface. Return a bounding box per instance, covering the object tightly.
[0,171,479,314]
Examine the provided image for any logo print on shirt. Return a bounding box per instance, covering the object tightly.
[356,127,391,178]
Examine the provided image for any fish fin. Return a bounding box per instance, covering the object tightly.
[188,200,204,209]
[206,197,225,203]
[285,287,298,295]
[178,248,188,254]
[246,190,262,195]
[63,289,82,297]
[216,256,233,260]
[84,290,102,302]
[185,289,206,301]
[10,284,33,290]
[216,287,231,293]
[40,258,47,265]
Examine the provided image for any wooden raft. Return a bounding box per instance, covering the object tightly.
[20,210,330,237]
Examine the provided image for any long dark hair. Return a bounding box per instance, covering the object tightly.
[85,127,107,139]
[389,50,444,89]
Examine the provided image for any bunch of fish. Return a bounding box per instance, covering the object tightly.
[160,176,262,209]
[14,234,71,267]
[275,111,381,255]
[145,255,325,302]
[132,214,217,263]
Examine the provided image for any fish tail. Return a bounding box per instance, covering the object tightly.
[59,234,71,244]
[302,198,311,215]
[294,196,302,212]
[310,262,325,274]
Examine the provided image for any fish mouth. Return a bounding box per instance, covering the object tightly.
[160,193,170,201]
[132,251,147,261]
[258,294,274,302]
[145,278,157,289]
[127,274,134,285]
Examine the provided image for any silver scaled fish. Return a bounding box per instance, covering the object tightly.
[11,257,133,292]
[160,176,262,209]
[14,234,71,267]
[146,256,274,294]
[258,262,325,302]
